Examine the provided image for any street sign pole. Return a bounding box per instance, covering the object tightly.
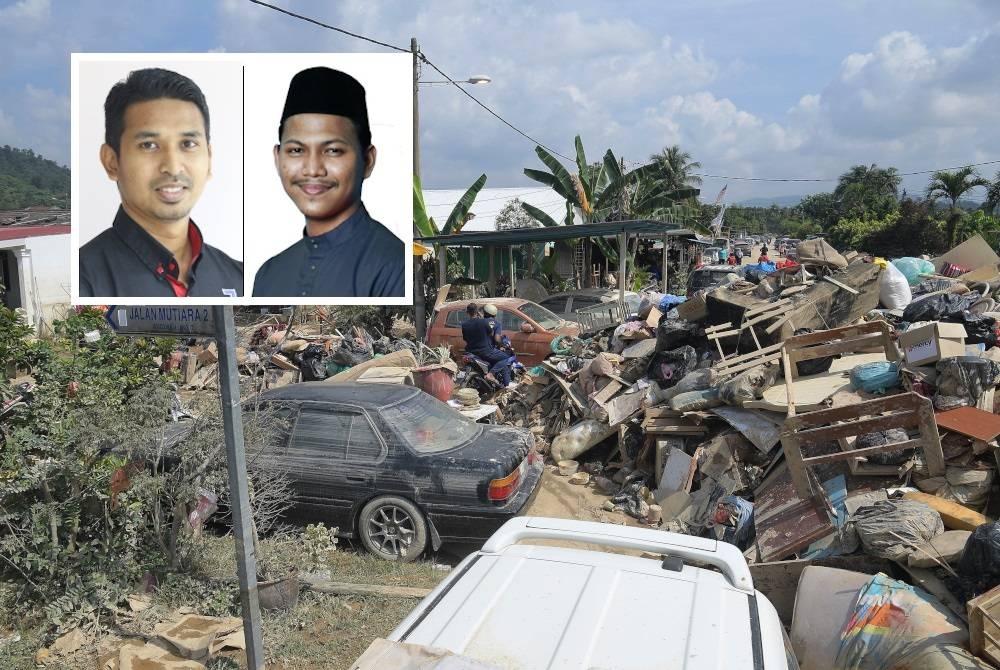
[213,306,265,669]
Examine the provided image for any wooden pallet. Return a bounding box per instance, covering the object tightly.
[780,321,899,417]
[780,392,945,500]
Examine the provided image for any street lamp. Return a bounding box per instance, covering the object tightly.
[411,37,491,338]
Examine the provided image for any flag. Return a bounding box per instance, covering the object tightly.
[710,203,727,236]
[713,184,728,205]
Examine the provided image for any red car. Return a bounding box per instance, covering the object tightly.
[426,298,581,366]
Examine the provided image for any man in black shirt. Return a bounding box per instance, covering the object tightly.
[252,67,404,298]
[460,303,511,386]
[80,68,243,298]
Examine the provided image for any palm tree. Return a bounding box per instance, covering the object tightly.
[984,171,1000,216]
[833,164,901,219]
[925,167,990,247]
[649,145,702,193]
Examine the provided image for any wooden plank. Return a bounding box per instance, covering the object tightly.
[968,584,1000,667]
[301,577,433,599]
[790,412,922,446]
[903,491,991,531]
[802,438,925,466]
[823,275,860,294]
[644,406,682,419]
[753,462,834,562]
[935,406,1000,443]
[605,390,645,426]
[784,391,924,426]
[591,379,623,406]
[643,425,708,435]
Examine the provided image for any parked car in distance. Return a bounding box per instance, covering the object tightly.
[687,264,738,297]
[248,383,543,561]
[385,517,798,669]
[537,289,641,334]
[427,297,581,366]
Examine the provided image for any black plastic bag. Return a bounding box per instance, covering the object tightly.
[856,428,912,465]
[743,267,769,284]
[295,344,329,381]
[955,312,997,347]
[329,336,374,367]
[655,319,700,352]
[913,279,954,296]
[958,522,1000,591]
[901,293,978,322]
[611,472,652,520]
[647,345,698,387]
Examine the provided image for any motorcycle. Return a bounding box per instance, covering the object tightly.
[455,336,525,400]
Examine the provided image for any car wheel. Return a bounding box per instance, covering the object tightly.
[358,496,427,562]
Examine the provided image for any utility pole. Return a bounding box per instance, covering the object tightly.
[412,37,427,341]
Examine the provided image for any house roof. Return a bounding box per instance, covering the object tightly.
[416,219,684,246]
[424,187,579,232]
[0,208,70,241]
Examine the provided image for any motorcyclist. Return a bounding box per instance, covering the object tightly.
[460,302,512,387]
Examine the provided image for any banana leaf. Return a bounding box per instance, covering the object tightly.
[413,173,438,237]
[442,173,487,235]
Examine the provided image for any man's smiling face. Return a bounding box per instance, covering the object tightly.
[101,98,212,229]
[274,113,376,234]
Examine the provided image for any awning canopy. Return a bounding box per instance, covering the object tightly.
[415,219,684,246]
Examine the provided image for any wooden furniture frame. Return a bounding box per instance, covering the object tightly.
[780,392,945,500]
[780,321,900,417]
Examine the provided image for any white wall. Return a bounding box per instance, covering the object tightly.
[28,235,73,323]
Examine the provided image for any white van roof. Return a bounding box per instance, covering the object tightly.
[390,517,787,669]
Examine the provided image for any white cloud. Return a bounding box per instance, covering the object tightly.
[0,0,49,24]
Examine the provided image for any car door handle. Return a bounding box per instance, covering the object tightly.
[346,475,369,483]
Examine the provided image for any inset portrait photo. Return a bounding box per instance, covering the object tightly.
[72,55,244,303]
[243,53,412,305]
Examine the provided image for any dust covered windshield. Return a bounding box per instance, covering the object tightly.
[518,302,563,329]
[381,391,482,454]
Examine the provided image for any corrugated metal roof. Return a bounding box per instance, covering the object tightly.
[416,219,683,245]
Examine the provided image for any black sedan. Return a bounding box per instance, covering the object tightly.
[247,382,543,561]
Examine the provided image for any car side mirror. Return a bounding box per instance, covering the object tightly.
[520,323,535,334]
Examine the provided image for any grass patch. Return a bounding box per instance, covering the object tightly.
[0,530,449,669]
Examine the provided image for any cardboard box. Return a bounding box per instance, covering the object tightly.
[899,322,967,366]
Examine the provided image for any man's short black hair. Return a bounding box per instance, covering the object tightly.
[104,68,210,154]
[466,303,479,315]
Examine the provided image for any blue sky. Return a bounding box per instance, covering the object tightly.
[2,0,999,205]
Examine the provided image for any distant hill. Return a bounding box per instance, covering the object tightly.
[734,195,802,208]
[0,146,70,210]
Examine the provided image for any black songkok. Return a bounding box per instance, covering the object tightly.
[278,67,369,143]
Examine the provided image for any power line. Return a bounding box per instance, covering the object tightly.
[247,1,408,52]
[247,0,573,162]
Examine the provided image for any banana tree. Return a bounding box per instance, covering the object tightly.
[413,173,488,286]
[522,136,698,283]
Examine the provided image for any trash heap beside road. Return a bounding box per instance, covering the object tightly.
[145,235,1000,668]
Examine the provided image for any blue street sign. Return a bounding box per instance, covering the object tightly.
[104,305,216,337]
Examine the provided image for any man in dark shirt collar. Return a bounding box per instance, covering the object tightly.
[251,66,404,298]
[79,67,243,298]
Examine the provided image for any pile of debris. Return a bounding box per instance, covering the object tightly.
[168,310,453,394]
[498,236,1000,669]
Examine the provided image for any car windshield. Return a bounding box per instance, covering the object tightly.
[381,391,482,454]
[518,302,563,329]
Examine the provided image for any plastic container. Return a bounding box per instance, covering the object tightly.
[558,460,580,476]
[411,365,454,402]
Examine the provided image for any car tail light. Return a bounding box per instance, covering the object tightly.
[488,464,522,502]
